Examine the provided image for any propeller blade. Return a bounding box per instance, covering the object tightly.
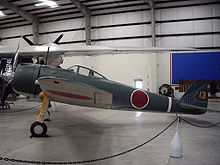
[21,35,35,46]
[12,42,20,72]
[53,34,64,44]
[45,46,50,65]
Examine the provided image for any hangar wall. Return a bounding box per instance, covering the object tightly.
[0,2,219,48]
[0,2,219,93]
[61,53,158,92]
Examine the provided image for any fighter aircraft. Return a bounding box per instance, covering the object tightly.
[12,63,210,137]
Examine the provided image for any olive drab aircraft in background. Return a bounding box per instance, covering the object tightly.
[0,34,65,108]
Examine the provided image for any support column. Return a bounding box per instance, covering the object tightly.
[148,0,156,47]
[33,21,39,45]
[144,0,156,47]
[85,11,91,45]
[70,0,91,45]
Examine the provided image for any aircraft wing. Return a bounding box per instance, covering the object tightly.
[0,45,198,57]
[37,77,113,108]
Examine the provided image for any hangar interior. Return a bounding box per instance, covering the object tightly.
[0,0,219,94]
[0,0,220,165]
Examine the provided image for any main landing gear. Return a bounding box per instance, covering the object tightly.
[30,92,50,138]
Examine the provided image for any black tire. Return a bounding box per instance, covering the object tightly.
[30,121,47,137]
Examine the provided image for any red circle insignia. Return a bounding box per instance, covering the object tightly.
[130,89,149,109]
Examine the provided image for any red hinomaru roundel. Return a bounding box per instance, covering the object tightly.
[130,89,149,109]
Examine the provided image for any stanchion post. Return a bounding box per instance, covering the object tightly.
[170,117,183,158]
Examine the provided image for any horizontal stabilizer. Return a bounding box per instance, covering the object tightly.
[180,103,220,114]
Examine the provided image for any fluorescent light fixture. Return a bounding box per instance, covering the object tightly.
[0,11,6,17]
[35,0,58,8]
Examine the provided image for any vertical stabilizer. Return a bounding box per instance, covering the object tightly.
[180,79,208,108]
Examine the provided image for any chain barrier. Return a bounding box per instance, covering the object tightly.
[0,117,178,164]
[0,104,40,113]
[179,116,220,128]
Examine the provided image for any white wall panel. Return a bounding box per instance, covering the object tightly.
[40,18,84,33]
[112,13,126,24]
[143,24,151,35]
[143,38,153,47]
[160,8,178,20]
[177,36,195,48]
[97,28,113,39]
[178,7,194,19]
[94,15,112,26]
[178,21,194,33]
[213,20,220,31]
[213,4,220,16]
[112,25,143,37]
[194,20,213,32]
[143,10,151,22]
[161,37,177,47]
[2,26,32,37]
[195,35,213,47]
[214,35,220,46]
[126,11,143,23]
[94,40,113,46]
[160,23,178,34]
[194,5,213,18]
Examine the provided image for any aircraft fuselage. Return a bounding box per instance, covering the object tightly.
[13,64,205,114]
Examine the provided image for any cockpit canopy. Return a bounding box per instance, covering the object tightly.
[67,65,107,79]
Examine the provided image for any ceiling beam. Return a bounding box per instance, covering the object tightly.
[0,0,39,44]
[70,0,91,45]
[0,0,38,23]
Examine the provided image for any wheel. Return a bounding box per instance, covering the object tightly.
[30,121,47,137]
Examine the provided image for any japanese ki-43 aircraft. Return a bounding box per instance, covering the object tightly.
[12,63,211,137]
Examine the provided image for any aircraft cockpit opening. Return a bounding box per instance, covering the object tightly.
[67,65,107,79]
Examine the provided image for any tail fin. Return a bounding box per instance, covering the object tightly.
[180,79,208,108]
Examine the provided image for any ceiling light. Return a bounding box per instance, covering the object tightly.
[35,0,58,8]
[0,11,6,17]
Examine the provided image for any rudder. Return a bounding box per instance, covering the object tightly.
[180,79,208,108]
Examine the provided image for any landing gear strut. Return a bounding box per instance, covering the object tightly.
[30,92,50,138]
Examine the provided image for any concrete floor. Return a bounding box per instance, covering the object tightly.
[0,99,220,165]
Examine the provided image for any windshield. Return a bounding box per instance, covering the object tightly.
[67,65,107,79]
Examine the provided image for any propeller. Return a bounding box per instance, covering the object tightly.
[12,42,20,72]
[53,33,63,44]
[45,46,50,65]
[21,35,35,46]
[21,34,64,45]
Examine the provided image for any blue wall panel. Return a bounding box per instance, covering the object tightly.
[171,52,220,84]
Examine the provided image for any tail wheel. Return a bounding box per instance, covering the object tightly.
[30,121,47,137]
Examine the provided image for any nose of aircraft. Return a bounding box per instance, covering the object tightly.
[13,63,40,97]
